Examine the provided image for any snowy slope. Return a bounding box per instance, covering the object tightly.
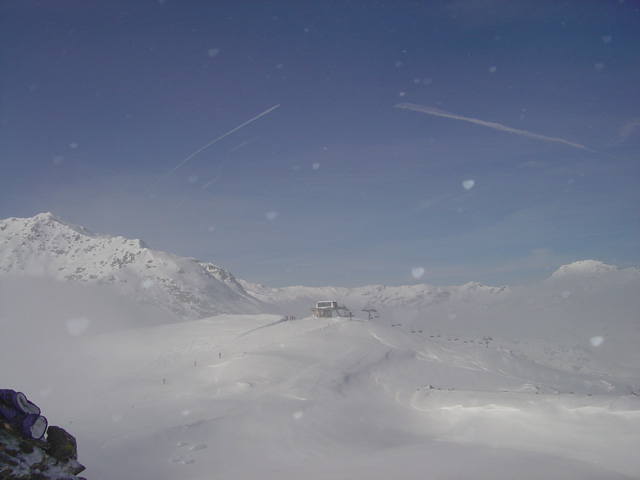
[1,304,638,479]
[1,213,639,479]
[0,213,266,318]
[242,266,640,370]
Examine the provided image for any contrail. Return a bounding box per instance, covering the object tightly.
[395,102,599,154]
[145,104,280,194]
[201,174,221,190]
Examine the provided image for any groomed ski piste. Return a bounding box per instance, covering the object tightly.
[1,278,639,480]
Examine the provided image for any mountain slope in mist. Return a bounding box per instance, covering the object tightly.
[1,214,639,479]
[0,213,266,318]
[3,214,638,336]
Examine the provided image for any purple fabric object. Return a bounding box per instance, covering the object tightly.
[22,413,48,440]
[0,389,47,440]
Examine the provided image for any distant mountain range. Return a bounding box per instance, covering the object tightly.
[1,213,638,323]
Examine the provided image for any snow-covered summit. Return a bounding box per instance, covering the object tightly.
[0,213,266,318]
[546,260,640,287]
[550,260,619,278]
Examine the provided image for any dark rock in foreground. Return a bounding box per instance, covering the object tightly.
[0,422,86,480]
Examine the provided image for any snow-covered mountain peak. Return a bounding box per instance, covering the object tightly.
[34,211,96,234]
[549,260,619,279]
[11,212,106,239]
[0,213,265,318]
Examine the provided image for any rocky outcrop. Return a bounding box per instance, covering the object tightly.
[0,422,85,480]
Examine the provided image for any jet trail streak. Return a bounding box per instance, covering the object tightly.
[395,102,597,153]
[146,104,280,194]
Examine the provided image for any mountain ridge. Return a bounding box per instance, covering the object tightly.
[0,213,265,318]
[1,213,638,321]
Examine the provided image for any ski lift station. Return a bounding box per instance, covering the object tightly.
[312,301,351,318]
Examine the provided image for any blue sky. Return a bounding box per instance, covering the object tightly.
[1,0,639,288]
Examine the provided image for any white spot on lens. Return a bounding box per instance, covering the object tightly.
[488,66,497,73]
[462,180,475,190]
[411,267,425,279]
[590,336,604,347]
[312,163,320,170]
[595,63,604,71]
[207,48,219,57]
[266,211,278,220]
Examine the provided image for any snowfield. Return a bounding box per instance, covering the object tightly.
[1,280,639,479]
[1,215,639,479]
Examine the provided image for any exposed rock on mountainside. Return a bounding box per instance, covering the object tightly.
[0,423,85,480]
[0,213,266,319]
